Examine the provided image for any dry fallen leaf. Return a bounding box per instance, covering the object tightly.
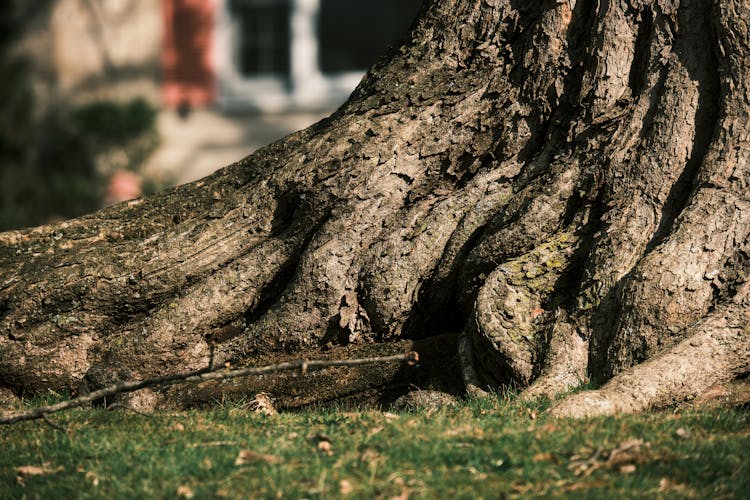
[367,426,384,437]
[607,439,648,467]
[15,463,64,484]
[16,465,52,477]
[317,441,333,455]
[658,477,695,495]
[177,485,195,498]
[569,438,651,476]
[460,466,488,479]
[510,482,534,494]
[675,427,691,439]
[234,449,282,465]
[85,470,101,486]
[339,479,354,495]
[388,475,410,500]
[248,392,277,416]
[533,452,554,463]
[618,464,637,474]
[360,448,382,463]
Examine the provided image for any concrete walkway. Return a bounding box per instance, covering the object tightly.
[143,108,332,186]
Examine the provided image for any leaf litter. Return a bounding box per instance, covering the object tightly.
[567,438,653,476]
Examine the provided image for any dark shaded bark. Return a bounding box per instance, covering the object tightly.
[1,0,749,416]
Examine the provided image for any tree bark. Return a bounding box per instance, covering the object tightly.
[1,0,749,416]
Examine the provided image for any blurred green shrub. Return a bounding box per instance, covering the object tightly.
[0,73,159,231]
[73,98,157,143]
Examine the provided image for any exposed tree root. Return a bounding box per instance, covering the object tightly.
[0,352,418,425]
[551,289,750,417]
[1,0,749,416]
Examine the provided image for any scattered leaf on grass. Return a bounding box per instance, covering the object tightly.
[248,392,277,416]
[607,439,648,467]
[659,477,695,496]
[85,471,101,486]
[367,426,384,437]
[312,433,334,455]
[510,481,533,494]
[318,441,333,455]
[359,448,385,466]
[177,485,194,498]
[234,449,282,465]
[675,427,690,439]
[533,452,554,463]
[460,466,488,479]
[568,448,603,476]
[568,439,651,476]
[15,464,60,477]
[339,479,354,495]
[15,463,64,484]
[387,475,410,500]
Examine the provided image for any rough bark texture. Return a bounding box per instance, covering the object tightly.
[1,0,749,416]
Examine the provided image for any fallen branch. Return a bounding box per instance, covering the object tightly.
[0,351,419,425]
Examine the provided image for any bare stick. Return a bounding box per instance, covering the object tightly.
[0,351,419,425]
[41,414,68,433]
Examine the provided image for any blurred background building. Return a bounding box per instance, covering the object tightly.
[0,0,422,230]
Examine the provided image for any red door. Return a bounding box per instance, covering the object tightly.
[162,0,216,107]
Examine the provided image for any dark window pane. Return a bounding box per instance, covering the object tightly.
[231,0,290,77]
[319,0,422,73]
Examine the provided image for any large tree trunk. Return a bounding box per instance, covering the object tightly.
[2,0,749,416]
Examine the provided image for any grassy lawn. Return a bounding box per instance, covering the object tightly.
[1,394,747,498]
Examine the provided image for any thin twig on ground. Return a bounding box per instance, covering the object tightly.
[0,351,419,426]
[41,414,67,433]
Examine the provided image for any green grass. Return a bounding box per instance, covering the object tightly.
[1,394,747,498]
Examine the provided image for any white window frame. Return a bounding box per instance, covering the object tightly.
[215,0,363,113]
